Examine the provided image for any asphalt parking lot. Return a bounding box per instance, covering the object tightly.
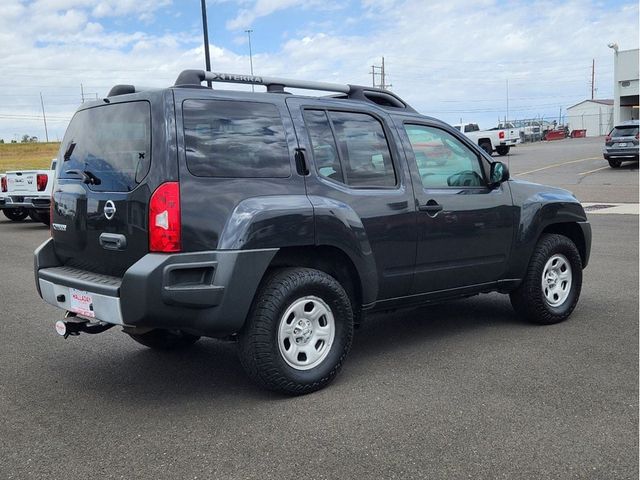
[1,137,638,479]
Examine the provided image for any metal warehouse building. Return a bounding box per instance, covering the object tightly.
[566,99,613,137]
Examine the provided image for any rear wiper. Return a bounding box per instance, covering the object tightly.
[63,142,76,161]
[64,169,102,185]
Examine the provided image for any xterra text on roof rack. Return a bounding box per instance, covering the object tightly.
[35,70,591,394]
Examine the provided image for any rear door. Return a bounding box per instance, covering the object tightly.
[52,97,170,276]
[286,98,417,300]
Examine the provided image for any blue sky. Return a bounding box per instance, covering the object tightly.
[0,0,638,142]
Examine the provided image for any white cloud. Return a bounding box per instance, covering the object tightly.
[0,0,638,142]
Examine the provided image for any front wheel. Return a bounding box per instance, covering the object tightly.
[496,145,510,156]
[3,208,29,221]
[239,268,354,395]
[126,329,200,350]
[510,234,583,325]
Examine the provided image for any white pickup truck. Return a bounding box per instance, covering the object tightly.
[453,123,519,156]
[0,159,56,225]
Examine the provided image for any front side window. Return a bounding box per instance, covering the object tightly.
[183,100,290,178]
[404,124,485,189]
[304,109,396,188]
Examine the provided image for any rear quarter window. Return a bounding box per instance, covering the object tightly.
[183,99,291,178]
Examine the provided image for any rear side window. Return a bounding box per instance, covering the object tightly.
[610,126,639,137]
[59,101,151,192]
[304,109,396,188]
[183,100,291,178]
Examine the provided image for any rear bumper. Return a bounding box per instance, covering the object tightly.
[1,195,50,209]
[34,239,277,336]
[603,146,639,159]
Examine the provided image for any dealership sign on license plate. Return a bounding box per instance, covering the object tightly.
[69,288,95,318]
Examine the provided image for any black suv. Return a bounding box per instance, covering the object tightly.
[35,70,591,394]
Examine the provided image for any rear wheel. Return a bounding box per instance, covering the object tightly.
[608,158,622,168]
[126,329,200,350]
[239,268,354,395]
[510,234,582,325]
[3,208,29,221]
[29,209,50,226]
[496,145,510,156]
[480,141,493,155]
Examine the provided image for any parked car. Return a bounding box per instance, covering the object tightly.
[34,70,591,395]
[1,159,56,224]
[453,122,518,156]
[603,120,639,168]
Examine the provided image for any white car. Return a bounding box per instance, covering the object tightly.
[1,159,56,225]
[453,123,519,156]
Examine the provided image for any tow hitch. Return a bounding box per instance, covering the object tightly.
[55,312,114,339]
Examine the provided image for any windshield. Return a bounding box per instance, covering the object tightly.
[59,101,151,192]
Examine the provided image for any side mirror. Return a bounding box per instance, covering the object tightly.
[489,161,510,186]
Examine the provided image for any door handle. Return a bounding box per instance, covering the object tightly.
[418,200,443,216]
[99,233,127,251]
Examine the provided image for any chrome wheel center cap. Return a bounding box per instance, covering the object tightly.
[293,319,313,345]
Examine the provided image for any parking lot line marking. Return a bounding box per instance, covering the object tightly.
[578,166,609,176]
[515,157,601,176]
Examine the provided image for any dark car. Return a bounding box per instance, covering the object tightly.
[34,70,591,394]
[603,119,639,168]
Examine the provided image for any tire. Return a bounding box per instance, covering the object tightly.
[3,208,29,221]
[126,329,200,350]
[496,145,510,156]
[480,142,493,155]
[239,268,354,395]
[608,158,622,168]
[29,209,50,226]
[510,234,583,325]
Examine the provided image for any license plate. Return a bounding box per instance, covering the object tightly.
[617,143,628,147]
[69,288,95,318]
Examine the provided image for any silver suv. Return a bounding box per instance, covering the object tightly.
[603,120,639,168]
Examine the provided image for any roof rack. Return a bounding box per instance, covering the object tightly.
[174,69,416,112]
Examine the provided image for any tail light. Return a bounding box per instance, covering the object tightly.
[605,135,611,142]
[499,131,505,139]
[37,173,48,192]
[1,176,6,192]
[149,182,181,253]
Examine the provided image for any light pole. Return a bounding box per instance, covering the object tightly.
[608,42,619,125]
[200,0,212,87]
[245,29,254,92]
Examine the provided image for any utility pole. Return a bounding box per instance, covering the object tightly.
[245,29,254,92]
[81,83,85,103]
[200,0,212,87]
[591,59,595,100]
[370,57,392,89]
[506,78,509,123]
[40,92,49,142]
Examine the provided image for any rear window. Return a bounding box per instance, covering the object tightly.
[183,99,291,178]
[59,101,151,192]
[611,126,639,137]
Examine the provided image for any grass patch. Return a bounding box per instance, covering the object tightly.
[0,142,60,171]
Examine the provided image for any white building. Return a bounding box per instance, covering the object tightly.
[611,47,639,124]
[566,99,613,137]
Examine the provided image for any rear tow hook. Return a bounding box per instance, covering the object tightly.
[55,312,114,339]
